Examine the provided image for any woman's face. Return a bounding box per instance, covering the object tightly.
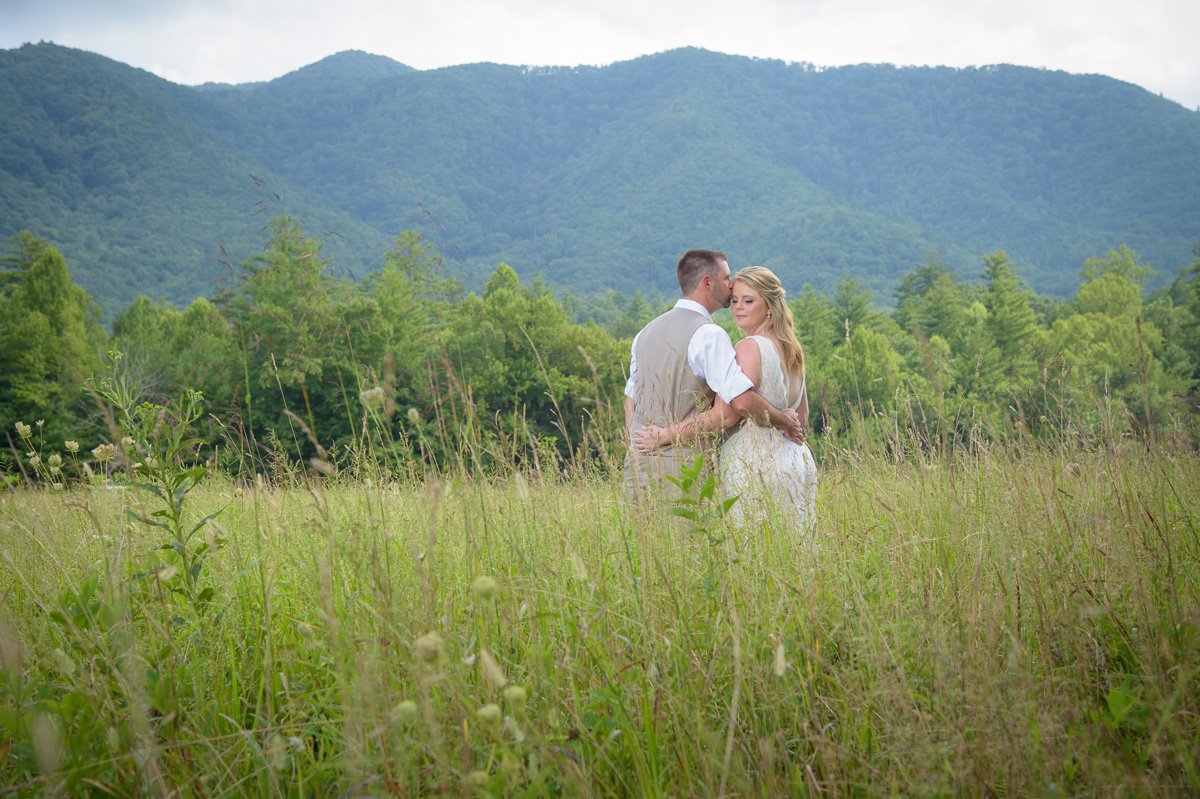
[730,281,768,332]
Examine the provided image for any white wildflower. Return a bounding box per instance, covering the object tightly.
[359,386,385,407]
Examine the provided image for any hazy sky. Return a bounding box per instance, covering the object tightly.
[2,0,1197,110]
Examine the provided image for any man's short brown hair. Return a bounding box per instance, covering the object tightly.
[677,249,728,295]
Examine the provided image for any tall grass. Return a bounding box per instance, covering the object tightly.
[2,395,1198,796]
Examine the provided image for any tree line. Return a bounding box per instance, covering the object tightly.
[2,219,1198,484]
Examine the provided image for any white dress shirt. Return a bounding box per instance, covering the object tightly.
[624,299,755,405]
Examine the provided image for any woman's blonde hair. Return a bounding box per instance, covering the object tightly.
[732,266,805,377]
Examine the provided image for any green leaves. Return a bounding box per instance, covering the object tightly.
[89,357,225,614]
[666,454,737,547]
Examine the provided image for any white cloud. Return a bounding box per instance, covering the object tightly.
[1,0,1197,107]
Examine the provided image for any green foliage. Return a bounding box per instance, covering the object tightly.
[982,251,1039,357]
[1048,247,1184,425]
[434,263,627,468]
[0,233,103,447]
[4,218,1200,489]
[87,351,225,606]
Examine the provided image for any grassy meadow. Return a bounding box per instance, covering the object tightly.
[1,425,1199,797]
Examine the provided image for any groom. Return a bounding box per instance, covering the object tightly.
[623,249,802,498]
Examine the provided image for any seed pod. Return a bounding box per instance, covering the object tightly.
[392,700,418,726]
[476,703,502,733]
[472,576,498,601]
[414,631,446,666]
[503,685,528,714]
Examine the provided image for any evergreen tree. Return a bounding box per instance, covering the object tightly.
[981,251,1038,358]
[893,252,953,333]
[832,274,885,335]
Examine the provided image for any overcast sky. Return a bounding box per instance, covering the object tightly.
[2,0,1197,110]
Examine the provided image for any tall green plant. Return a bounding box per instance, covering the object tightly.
[87,351,224,610]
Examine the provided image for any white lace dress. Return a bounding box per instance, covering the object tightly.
[721,335,818,532]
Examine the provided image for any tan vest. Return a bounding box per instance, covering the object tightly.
[623,307,720,496]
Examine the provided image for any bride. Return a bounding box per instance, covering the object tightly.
[634,266,818,531]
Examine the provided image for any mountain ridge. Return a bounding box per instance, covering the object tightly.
[2,42,1197,316]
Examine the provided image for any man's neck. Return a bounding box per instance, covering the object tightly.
[681,293,718,316]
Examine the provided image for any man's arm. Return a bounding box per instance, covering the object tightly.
[729,390,802,442]
[623,332,640,443]
[631,397,740,453]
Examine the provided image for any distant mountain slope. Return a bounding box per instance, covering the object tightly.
[190,47,1200,296]
[2,43,1198,315]
[0,44,390,314]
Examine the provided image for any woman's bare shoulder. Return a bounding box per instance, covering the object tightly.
[733,336,762,357]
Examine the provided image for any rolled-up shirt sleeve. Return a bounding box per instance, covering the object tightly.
[688,324,754,405]
[624,332,640,399]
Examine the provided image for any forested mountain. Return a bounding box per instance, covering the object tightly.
[0,45,391,314]
[2,42,1198,315]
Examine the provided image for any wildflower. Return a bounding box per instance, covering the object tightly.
[503,685,528,714]
[64,441,79,453]
[92,444,117,462]
[120,437,134,447]
[28,455,41,468]
[35,420,43,427]
[472,575,498,601]
[15,422,31,438]
[392,699,418,726]
[476,703,503,733]
[48,455,62,470]
[407,407,420,425]
[414,631,446,666]
[359,386,385,407]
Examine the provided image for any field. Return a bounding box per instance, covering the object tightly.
[2,432,1199,797]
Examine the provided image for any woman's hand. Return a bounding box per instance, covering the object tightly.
[633,425,669,454]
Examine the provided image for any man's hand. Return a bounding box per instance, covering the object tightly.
[633,425,668,454]
[730,390,803,443]
[781,409,805,445]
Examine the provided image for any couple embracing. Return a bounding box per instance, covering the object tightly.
[623,249,818,531]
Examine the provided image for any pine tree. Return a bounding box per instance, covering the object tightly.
[981,251,1038,358]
